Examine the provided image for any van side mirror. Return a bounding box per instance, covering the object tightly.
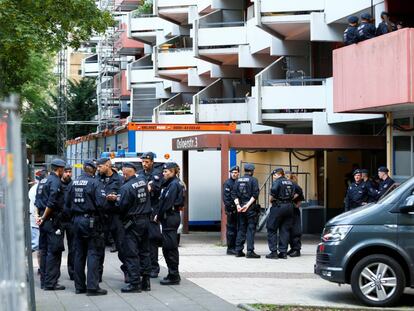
[400,195,414,213]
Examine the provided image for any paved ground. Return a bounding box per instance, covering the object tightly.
[34,232,414,310]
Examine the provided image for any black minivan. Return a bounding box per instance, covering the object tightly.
[315,177,414,307]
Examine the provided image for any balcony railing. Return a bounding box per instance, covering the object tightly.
[200,97,246,104]
[200,21,246,28]
[262,78,326,86]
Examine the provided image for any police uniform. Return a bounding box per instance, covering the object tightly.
[361,169,378,203]
[96,158,124,281]
[288,180,304,257]
[376,12,395,36]
[158,162,184,285]
[267,169,296,259]
[357,14,376,41]
[376,167,395,200]
[232,164,260,258]
[61,165,75,280]
[66,160,107,295]
[35,159,66,290]
[118,162,152,293]
[223,165,239,254]
[138,152,163,278]
[344,169,368,211]
[344,16,359,45]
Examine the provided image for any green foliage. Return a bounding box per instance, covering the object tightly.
[0,0,114,98]
[22,77,98,156]
[133,0,153,16]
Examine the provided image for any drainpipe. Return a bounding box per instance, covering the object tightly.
[386,112,393,176]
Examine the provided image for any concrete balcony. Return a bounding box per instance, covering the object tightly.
[127,55,163,88]
[127,13,167,45]
[153,93,195,124]
[334,28,414,113]
[156,0,198,25]
[81,54,99,77]
[255,0,345,41]
[194,79,250,123]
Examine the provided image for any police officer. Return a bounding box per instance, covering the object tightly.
[376,166,395,200]
[61,165,75,280]
[96,157,124,282]
[223,165,239,255]
[266,168,297,259]
[116,162,152,292]
[66,160,108,295]
[344,16,359,45]
[357,13,376,42]
[157,162,184,285]
[376,11,395,36]
[361,169,378,203]
[35,158,66,290]
[285,171,304,258]
[344,169,368,211]
[232,163,260,259]
[138,152,163,278]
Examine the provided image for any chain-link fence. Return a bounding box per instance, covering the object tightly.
[0,96,35,310]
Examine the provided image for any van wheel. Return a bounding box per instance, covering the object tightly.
[350,254,405,307]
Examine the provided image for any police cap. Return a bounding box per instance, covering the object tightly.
[360,169,369,174]
[96,157,110,165]
[244,163,255,172]
[51,158,66,168]
[163,162,178,170]
[83,160,96,169]
[272,168,284,175]
[141,152,155,161]
[353,169,362,175]
[122,162,137,171]
[378,166,389,173]
[348,16,358,24]
[229,165,239,172]
[381,11,389,18]
[361,13,372,20]
[35,169,47,180]
[64,165,72,171]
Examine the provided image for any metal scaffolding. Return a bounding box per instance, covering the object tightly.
[56,48,68,156]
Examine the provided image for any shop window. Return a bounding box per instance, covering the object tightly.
[394,136,411,176]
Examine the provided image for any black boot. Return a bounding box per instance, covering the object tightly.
[265,252,278,259]
[141,276,151,291]
[160,274,181,285]
[278,252,288,259]
[235,251,245,257]
[121,283,141,293]
[87,288,107,296]
[246,251,261,259]
[44,284,65,291]
[226,248,237,255]
[289,250,301,257]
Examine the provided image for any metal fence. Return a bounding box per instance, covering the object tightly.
[0,96,34,310]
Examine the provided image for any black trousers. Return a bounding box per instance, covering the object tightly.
[161,212,180,277]
[123,216,151,285]
[61,221,75,279]
[235,211,257,253]
[267,204,294,253]
[99,214,126,279]
[226,210,238,250]
[150,242,160,274]
[73,216,104,291]
[39,219,64,288]
[288,208,302,251]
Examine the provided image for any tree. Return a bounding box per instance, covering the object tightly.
[0,0,113,99]
[66,78,98,139]
[22,77,98,156]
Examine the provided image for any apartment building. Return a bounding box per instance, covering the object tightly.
[74,0,413,221]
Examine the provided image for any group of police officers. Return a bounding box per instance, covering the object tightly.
[223,164,304,260]
[344,11,401,46]
[34,152,184,295]
[344,166,395,211]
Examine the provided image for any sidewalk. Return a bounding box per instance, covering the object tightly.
[34,232,414,310]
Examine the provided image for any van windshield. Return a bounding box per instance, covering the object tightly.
[377,176,414,204]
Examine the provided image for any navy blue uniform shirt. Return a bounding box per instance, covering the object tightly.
[344,26,359,45]
[223,178,237,208]
[139,168,163,212]
[35,172,63,214]
[357,22,376,41]
[231,174,260,205]
[376,176,395,200]
[65,173,106,215]
[98,170,123,212]
[345,181,368,211]
[157,177,184,219]
[270,177,296,204]
[117,175,151,217]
